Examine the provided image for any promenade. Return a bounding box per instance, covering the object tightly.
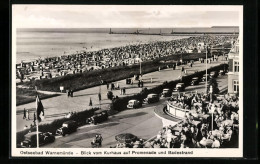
[16,56,227,132]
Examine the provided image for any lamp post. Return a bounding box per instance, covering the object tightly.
[99,76,102,109]
[205,44,208,93]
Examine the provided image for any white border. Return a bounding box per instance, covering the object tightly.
[11,5,243,158]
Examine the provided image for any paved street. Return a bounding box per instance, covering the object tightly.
[41,73,228,148]
[16,56,227,132]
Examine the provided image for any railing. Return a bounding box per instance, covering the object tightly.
[166,101,190,119]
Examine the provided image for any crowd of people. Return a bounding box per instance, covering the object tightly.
[16,35,237,82]
[143,92,239,148]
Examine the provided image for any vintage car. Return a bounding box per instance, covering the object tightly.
[21,131,55,148]
[190,77,200,86]
[210,71,218,78]
[173,83,185,92]
[161,88,172,97]
[127,99,142,109]
[56,120,78,136]
[86,110,108,125]
[107,91,114,100]
[219,70,225,76]
[201,74,211,82]
[143,94,160,104]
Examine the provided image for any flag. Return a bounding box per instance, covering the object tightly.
[36,95,44,122]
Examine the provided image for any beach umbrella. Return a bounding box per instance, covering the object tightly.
[115,133,137,143]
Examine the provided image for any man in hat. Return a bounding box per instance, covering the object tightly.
[23,108,26,119]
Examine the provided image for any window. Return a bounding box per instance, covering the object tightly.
[233,80,239,93]
[234,61,239,72]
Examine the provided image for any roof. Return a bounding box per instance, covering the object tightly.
[177,83,184,85]
[24,131,42,137]
[63,120,76,124]
[129,99,138,102]
[148,93,158,96]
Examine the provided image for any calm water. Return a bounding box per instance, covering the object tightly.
[16,29,189,63]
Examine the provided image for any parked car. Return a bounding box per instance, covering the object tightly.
[56,120,77,136]
[21,131,55,148]
[143,94,160,104]
[219,70,225,76]
[210,71,218,78]
[86,110,108,125]
[127,99,142,109]
[201,74,211,82]
[161,88,172,97]
[190,77,200,86]
[173,83,185,92]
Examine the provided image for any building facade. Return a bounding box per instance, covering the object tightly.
[227,38,239,95]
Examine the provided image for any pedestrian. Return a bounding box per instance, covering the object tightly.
[151,78,153,83]
[89,97,93,106]
[67,90,70,97]
[141,81,144,87]
[138,80,140,88]
[123,88,126,95]
[107,83,109,90]
[27,110,30,120]
[158,67,160,72]
[33,112,36,125]
[98,93,101,101]
[23,108,26,119]
[70,90,73,97]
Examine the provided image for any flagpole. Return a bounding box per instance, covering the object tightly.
[35,86,39,148]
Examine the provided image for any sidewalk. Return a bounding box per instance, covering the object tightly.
[16,57,227,132]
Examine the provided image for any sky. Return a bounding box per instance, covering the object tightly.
[12,5,242,28]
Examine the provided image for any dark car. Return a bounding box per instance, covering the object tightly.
[143,94,160,104]
[107,91,114,100]
[201,74,211,82]
[210,71,218,78]
[127,99,142,109]
[161,88,172,97]
[190,77,200,86]
[56,120,78,136]
[87,110,108,125]
[20,131,55,148]
[218,70,225,76]
[173,83,185,92]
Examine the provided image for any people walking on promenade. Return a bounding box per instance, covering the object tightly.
[123,88,126,95]
[98,93,101,101]
[158,67,161,72]
[89,97,92,106]
[26,109,30,120]
[23,108,26,119]
[70,90,73,97]
[67,89,70,97]
[33,112,36,126]
[107,83,109,90]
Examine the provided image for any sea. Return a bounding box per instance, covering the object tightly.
[15,27,238,64]
[15,28,190,64]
